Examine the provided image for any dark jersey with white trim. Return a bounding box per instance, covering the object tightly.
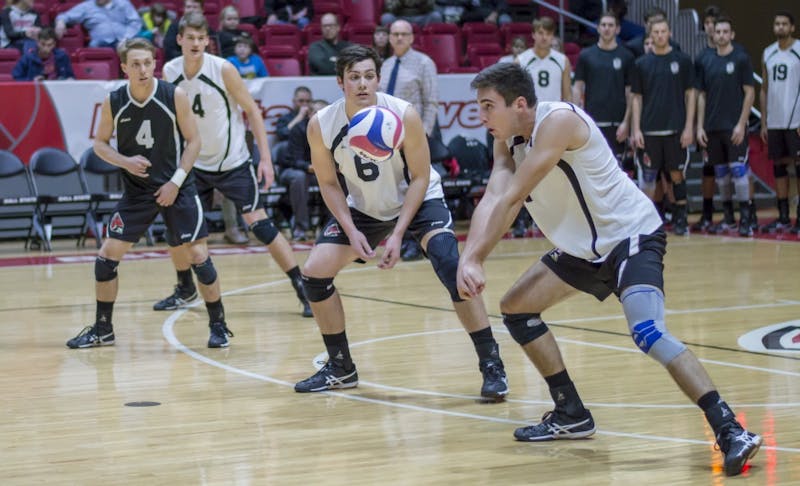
[695,47,754,131]
[109,79,192,193]
[574,44,634,124]
[631,50,694,132]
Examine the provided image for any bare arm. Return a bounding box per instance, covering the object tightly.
[760,61,768,142]
[93,95,151,176]
[561,58,572,102]
[696,90,707,147]
[631,93,644,148]
[616,85,632,142]
[222,61,274,188]
[571,80,585,109]
[680,88,696,148]
[732,85,754,145]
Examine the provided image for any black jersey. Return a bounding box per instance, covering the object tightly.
[695,47,754,131]
[109,80,193,193]
[631,50,694,132]
[574,44,634,124]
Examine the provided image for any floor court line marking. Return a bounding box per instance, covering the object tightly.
[163,270,800,455]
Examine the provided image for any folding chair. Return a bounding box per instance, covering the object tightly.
[0,151,42,249]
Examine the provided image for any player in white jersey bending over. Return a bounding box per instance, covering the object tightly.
[294,45,508,399]
[457,62,761,476]
[159,12,311,324]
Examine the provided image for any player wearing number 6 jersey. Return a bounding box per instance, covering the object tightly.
[66,38,231,349]
[293,45,509,398]
[159,12,312,325]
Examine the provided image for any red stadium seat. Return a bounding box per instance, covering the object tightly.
[342,0,378,24]
[312,0,343,19]
[0,72,14,82]
[0,49,21,76]
[236,23,260,45]
[73,47,119,77]
[58,26,86,52]
[224,0,264,19]
[264,57,302,76]
[73,61,113,80]
[303,23,323,45]
[258,44,296,59]
[341,22,376,46]
[501,22,532,50]
[461,22,500,50]
[260,24,302,51]
[420,33,460,72]
[466,43,503,68]
[564,41,580,67]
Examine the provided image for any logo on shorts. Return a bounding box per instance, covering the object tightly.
[242,204,252,212]
[109,212,124,233]
[323,223,342,237]
[670,61,679,74]
[737,321,800,353]
[547,248,562,262]
[726,62,734,74]
[613,57,622,70]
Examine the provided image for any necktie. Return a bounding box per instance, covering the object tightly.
[386,58,400,95]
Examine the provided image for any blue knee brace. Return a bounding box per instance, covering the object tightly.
[425,232,462,302]
[250,219,279,245]
[730,162,750,201]
[95,256,119,282]
[191,257,218,285]
[620,285,686,366]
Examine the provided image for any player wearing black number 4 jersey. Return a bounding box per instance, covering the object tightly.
[293,45,509,399]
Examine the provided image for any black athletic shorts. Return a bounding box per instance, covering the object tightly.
[194,162,263,214]
[643,134,688,173]
[541,228,666,301]
[767,129,800,160]
[107,188,208,247]
[599,125,625,158]
[317,198,454,250]
[706,130,748,165]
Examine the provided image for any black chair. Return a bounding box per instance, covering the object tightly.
[80,147,124,248]
[29,148,92,251]
[0,150,43,248]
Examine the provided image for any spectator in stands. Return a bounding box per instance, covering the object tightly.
[702,5,721,49]
[138,3,171,48]
[308,13,351,76]
[518,17,571,102]
[631,17,695,235]
[280,98,328,241]
[624,6,680,58]
[606,0,643,42]
[12,27,74,80]
[380,19,438,260]
[276,86,312,143]
[264,0,312,29]
[163,0,219,61]
[498,36,527,64]
[573,11,634,165]
[550,35,562,53]
[373,25,392,61]
[218,5,245,58]
[381,0,442,27]
[55,0,142,49]
[0,0,42,53]
[759,11,800,234]
[227,33,268,78]
[695,16,755,236]
[434,0,510,26]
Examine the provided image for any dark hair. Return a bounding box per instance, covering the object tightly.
[599,10,620,26]
[294,85,311,96]
[38,27,57,42]
[335,45,382,79]
[470,63,537,108]
[234,32,254,50]
[150,2,167,18]
[532,17,555,33]
[179,11,209,34]
[644,6,666,22]
[703,5,721,21]
[714,15,733,29]
[117,38,156,63]
[775,11,795,25]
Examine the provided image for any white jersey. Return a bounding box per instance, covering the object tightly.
[162,53,251,171]
[510,102,662,261]
[518,48,567,102]
[316,92,444,221]
[763,39,800,129]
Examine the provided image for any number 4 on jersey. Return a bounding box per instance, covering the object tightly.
[192,94,205,117]
[135,120,155,149]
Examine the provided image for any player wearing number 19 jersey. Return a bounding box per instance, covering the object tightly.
[293,45,509,399]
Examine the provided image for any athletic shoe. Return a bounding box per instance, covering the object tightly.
[153,285,198,311]
[690,218,713,232]
[738,222,754,237]
[208,322,234,348]
[790,221,800,235]
[66,325,115,349]
[716,422,762,476]
[479,358,508,399]
[514,409,596,442]
[294,361,358,392]
[291,277,313,318]
[760,219,791,233]
[708,221,736,235]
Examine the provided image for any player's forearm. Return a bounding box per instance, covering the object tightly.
[178,136,201,172]
[759,86,767,120]
[462,192,520,264]
[93,139,129,168]
[683,90,696,132]
[739,86,755,127]
[696,92,706,130]
[631,95,642,131]
[622,87,632,124]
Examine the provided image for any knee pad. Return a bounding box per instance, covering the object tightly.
[95,256,119,282]
[641,168,658,194]
[702,163,715,177]
[714,165,732,200]
[301,275,335,302]
[774,163,788,178]
[250,218,279,245]
[425,232,462,302]
[503,313,548,346]
[191,257,218,285]
[730,162,750,201]
[620,285,686,366]
[672,180,687,201]
[713,164,730,178]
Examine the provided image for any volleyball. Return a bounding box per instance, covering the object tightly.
[347,106,405,162]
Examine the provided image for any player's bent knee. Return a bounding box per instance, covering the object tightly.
[621,285,686,366]
[302,275,335,302]
[503,313,548,346]
[425,232,462,302]
[774,163,788,178]
[250,219,279,245]
[191,257,218,285]
[95,256,119,282]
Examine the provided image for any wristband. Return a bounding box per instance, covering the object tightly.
[170,167,188,187]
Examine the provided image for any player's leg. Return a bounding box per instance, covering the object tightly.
[640,136,663,203]
[667,135,690,235]
[691,150,715,232]
[67,196,153,348]
[414,199,509,399]
[790,130,800,233]
[181,237,233,348]
[707,132,736,234]
[617,231,761,475]
[500,253,595,441]
[152,246,197,311]
[727,136,753,237]
[762,130,793,232]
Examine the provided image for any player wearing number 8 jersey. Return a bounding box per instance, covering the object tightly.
[517,17,572,102]
[158,12,312,323]
[294,45,509,398]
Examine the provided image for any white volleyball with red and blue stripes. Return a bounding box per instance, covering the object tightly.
[347,106,405,162]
